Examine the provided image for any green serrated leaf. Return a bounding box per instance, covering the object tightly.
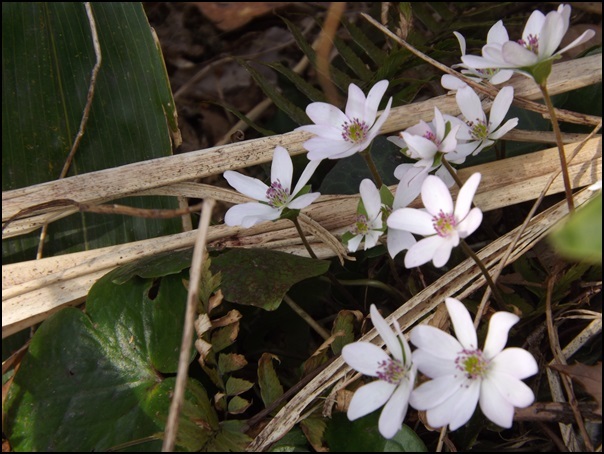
[110,249,193,284]
[210,248,330,310]
[266,62,327,103]
[341,17,387,66]
[549,193,602,265]
[238,58,309,126]
[225,376,254,396]
[258,352,285,408]
[3,272,197,451]
[300,417,327,452]
[333,36,374,81]
[269,427,310,452]
[218,353,248,375]
[211,100,277,137]
[227,395,252,414]
[211,323,240,353]
[331,310,358,355]
[203,420,252,452]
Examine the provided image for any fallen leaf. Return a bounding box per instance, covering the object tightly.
[194,2,291,31]
[550,362,602,415]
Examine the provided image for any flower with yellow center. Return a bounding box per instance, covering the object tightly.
[409,298,538,430]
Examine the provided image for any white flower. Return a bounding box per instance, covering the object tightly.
[346,179,385,252]
[387,107,461,168]
[462,4,595,74]
[409,297,538,430]
[223,146,321,227]
[342,304,417,439]
[387,173,483,268]
[441,21,514,89]
[296,80,392,160]
[445,85,518,157]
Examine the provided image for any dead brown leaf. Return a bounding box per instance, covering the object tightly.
[550,362,602,416]
[194,2,291,32]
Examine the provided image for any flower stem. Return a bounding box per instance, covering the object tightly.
[539,83,575,213]
[292,216,318,259]
[460,239,506,311]
[441,157,463,188]
[283,294,330,340]
[360,149,384,188]
[337,278,408,302]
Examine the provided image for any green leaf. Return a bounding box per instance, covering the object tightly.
[333,36,374,82]
[211,100,277,137]
[211,323,240,353]
[269,427,310,452]
[203,420,252,452]
[110,249,193,284]
[218,353,248,375]
[210,248,330,310]
[227,395,252,414]
[549,193,602,264]
[2,3,181,263]
[300,417,327,452]
[3,272,203,451]
[340,17,387,66]
[258,352,285,408]
[326,412,427,452]
[330,310,359,356]
[225,376,254,396]
[266,61,327,103]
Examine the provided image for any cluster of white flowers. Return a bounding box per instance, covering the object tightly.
[343,299,538,438]
[219,3,592,440]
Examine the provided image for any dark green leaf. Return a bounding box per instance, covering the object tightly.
[326,412,427,452]
[110,249,193,284]
[340,17,387,66]
[2,3,182,262]
[211,323,240,353]
[333,36,374,82]
[300,417,327,452]
[3,273,203,452]
[225,376,254,396]
[266,61,327,103]
[331,310,359,355]
[227,395,252,414]
[211,100,277,137]
[258,352,285,408]
[218,353,248,375]
[210,248,330,310]
[203,420,251,452]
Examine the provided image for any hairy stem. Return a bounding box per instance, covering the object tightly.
[539,83,575,212]
[460,239,506,311]
[292,216,318,259]
[360,149,384,188]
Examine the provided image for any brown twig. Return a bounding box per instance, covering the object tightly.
[316,2,346,107]
[162,199,215,452]
[36,2,102,259]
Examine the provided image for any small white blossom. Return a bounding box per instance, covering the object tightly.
[296,80,392,160]
[223,146,321,227]
[445,85,518,157]
[346,179,385,252]
[441,21,514,90]
[342,304,417,439]
[461,4,595,78]
[387,107,461,168]
[409,298,538,430]
[387,173,483,268]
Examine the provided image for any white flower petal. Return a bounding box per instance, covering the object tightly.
[387,134,407,149]
[483,371,535,408]
[288,192,320,210]
[441,74,467,90]
[489,118,518,140]
[387,208,435,236]
[462,53,500,70]
[402,133,438,160]
[364,80,389,124]
[412,348,458,379]
[422,175,454,216]
[489,69,514,85]
[445,298,478,349]
[439,124,460,153]
[271,146,293,191]
[291,158,322,197]
[454,172,481,220]
[489,86,514,131]
[296,124,344,140]
[224,171,269,201]
[404,235,444,268]
[502,41,538,67]
[363,230,382,250]
[556,29,596,57]
[487,20,509,45]
[433,107,446,141]
[224,202,278,227]
[370,305,402,361]
[304,102,348,129]
[365,96,392,142]
[410,325,462,359]
[360,179,382,220]
[393,165,429,208]
[457,207,483,238]
[304,137,357,160]
[444,379,481,430]
[379,378,413,439]
[409,374,464,411]
[483,312,519,358]
[386,228,416,259]
[479,379,516,428]
[539,10,565,59]
[457,86,484,126]
[453,31,467,55]
[431,235,457,268]
[523,10,545,41]
[347,234,363,253]
[490,348,538,379]
[347,380,396,421]
[342,342,391,376]
[345,83,367,120]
